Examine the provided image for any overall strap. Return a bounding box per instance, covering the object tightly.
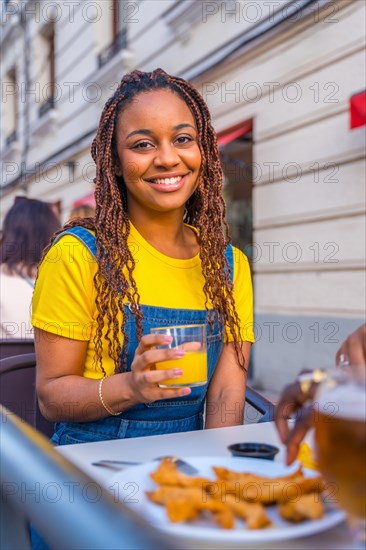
[52,226,97,259]
[224,243,234,285]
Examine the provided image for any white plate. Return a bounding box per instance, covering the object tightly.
[107,456,345,548]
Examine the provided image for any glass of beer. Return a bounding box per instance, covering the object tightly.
[314,365,366,547]
[150,324,207,388]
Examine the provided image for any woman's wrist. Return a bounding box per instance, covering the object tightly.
[98,377,121,415]
[100,372,138,415]
[120,371,139,409]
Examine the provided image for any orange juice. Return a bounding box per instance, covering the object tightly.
[156,351,207,387]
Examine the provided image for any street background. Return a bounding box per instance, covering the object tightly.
[1,0,365,394]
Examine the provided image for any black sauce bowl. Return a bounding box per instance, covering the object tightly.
[228,442,279,461]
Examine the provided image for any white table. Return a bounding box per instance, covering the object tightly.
[57,422,352,550]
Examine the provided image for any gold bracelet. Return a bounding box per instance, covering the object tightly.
[98,377,121,416]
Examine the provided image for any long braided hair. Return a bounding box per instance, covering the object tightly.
[41,68,246,374]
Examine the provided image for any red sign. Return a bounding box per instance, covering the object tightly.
[350,90,366,129]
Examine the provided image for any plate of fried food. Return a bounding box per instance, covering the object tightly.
[108,456,345,548]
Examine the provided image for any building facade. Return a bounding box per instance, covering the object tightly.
[1,0,365,390]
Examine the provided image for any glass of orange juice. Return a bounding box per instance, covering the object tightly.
[150,324,207,388]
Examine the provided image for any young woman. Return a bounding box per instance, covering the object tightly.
[32,68,255,444]
[0,197,60,339]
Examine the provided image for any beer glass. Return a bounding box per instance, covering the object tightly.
[314,365,366,547]
[150,324,207,388]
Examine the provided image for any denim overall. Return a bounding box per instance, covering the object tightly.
[50,227,234,445]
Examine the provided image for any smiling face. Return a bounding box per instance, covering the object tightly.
[114,89,202,223]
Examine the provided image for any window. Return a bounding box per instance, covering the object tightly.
[3,67,18,146]
[97,0,127,68]
[113,0,128,38]
[37,23,55,117]
[94,0,113,59]
[218,122,254,260]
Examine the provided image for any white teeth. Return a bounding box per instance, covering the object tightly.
[151,176,183,185]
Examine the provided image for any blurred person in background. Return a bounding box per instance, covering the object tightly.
[0,197,61,339]
[275,323,366,464]
[68,203,95,221]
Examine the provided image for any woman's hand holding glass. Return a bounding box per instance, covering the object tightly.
[126,333,192,404]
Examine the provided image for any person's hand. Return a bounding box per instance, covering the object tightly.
[125,333,192,404]
[274,374,317,465]
[336,323,366,367]
[275,323,366,464]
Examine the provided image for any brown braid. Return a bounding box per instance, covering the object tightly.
[39,69,246,374]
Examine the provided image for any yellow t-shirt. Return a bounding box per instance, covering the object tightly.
[32,223,254,378]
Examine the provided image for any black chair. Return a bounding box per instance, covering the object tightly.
[0,338,35,359]
[245,386,275,423]
[0,405,170,550]
[0,352,54,438]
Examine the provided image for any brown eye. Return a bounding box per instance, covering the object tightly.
[134,141,153,149]
[176,136,193,144]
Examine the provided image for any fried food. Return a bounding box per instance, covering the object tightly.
[218,494,272,529]
[150,458,210,488]
[146,460,325,531]
[146,483,271,530]
[147,485,204,506]
[213,465,303,482]
[202,480,271,529]
[278,493,324,522]
[146,486,235,528]
[212,466,325,504]
[167,498,235,529]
